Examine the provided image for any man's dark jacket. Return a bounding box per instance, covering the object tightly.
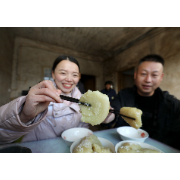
[111,85,180,149]
[101,88,117,103]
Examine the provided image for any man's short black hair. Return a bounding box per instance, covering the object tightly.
[105,81,112,86]
[138,54,164,67]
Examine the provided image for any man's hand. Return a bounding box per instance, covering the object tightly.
[19,80,62,123]
[102,107,115,124]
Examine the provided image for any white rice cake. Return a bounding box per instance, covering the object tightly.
[120,107,142,129]
[79,90,110,126]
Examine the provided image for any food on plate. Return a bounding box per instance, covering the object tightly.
[73,135,112,153]
[79,90,110,126]
[92,144,112,153]
[120,107,142,129]
[117,142,160,153]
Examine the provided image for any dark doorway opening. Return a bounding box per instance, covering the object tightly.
[81,74,96,92]
[118,67,135,91]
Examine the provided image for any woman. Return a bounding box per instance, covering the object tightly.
[0,55,88,144]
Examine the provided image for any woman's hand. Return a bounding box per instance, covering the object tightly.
[19,80,62,123]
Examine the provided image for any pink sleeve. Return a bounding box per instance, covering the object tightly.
[0,96,47,144]
[77,122,89,128]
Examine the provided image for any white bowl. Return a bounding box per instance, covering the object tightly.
[70,137,115,153]
[61,128,93,146]
[115,140,163,153]
[117,126,149,142]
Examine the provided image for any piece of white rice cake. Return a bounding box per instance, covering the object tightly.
[79,90,110,126]
[120,107,142,129]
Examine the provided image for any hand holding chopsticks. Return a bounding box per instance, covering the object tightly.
[60,95,91,107]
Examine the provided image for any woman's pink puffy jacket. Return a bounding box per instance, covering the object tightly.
[0,86,88,144]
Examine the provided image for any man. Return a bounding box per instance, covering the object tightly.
[104,54,180,149]
[101,81,117,104]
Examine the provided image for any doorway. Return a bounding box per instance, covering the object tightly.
[81,74,96,92]
[118,67,135,92]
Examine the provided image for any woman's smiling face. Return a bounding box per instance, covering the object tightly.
[52,60,80,94]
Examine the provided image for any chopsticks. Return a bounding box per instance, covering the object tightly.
[60,95,91,107]
[109,109,135,120]
[60,95,135,120]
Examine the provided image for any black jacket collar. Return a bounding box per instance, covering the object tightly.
[132,85,165,101]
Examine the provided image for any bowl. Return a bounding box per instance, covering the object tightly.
[115,140,163,153]
[117,126,149,142]
[70,137,115,153]
[61,127,93,146]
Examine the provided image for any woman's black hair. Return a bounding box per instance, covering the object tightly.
[52,55,80,72]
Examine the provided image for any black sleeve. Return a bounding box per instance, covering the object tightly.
[165,97,180,149]
[113,89,117,97]
[170,97,180,133]
[110,92,129,127]
[169,97,180,134]
[111,93,121,111]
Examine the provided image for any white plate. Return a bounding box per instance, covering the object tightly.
[61,128,93,146]
[70,137,115,153]
[117,126,149,142]
[115,140,164,153]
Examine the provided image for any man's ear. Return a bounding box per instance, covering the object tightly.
[161,73,164,81]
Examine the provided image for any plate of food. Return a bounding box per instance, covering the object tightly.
[70,134,115,153]
[115,140,163,153]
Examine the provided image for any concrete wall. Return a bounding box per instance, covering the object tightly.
[104,27,180,99]
[10,37,104,100]
[0,28,14,106]
[3,27,180,104]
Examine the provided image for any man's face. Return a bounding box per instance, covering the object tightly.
[134,61,164,96]
[105,84,111,90]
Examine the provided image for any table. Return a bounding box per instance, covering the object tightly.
[0,128,179,153]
